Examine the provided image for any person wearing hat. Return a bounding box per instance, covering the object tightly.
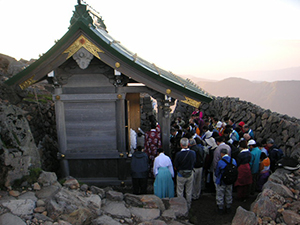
[202,127,218,193]
[216,121,225,136]
[238,121,245,133]
[248,139,261,195]
[235,140,252,201]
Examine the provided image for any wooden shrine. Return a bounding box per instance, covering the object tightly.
[5,2,212,185]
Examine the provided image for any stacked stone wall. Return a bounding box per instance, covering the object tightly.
[173,97,300,156]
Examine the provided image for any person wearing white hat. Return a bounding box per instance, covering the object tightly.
[216,121,225,136]
[248,139,261,195]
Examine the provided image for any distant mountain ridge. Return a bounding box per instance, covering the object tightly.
[194,77,300,119]
[180,66,300,82]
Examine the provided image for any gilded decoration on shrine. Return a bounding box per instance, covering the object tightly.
[19,76,37,90]
[63,35,104,60]
[181,96,201,108]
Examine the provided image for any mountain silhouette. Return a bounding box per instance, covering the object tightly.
[194,77,300,119]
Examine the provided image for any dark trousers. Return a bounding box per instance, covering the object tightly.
[236,184,250,200]
[132,178,148,195]
[250,173,258,194]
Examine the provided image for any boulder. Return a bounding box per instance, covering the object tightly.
[61,208,97,225]
[1,199,35,216]
[290,143,300,162]
[168,197,188,218]
[46,187,101,220]
[263,181,294,198]
[138,220,168,225]
[130,207,160,221]
[90,186,106,198]
[0,212,26,225]
[282,210,300,225]
[38,171,58,187]
[101,200,131,218]
[92,214,122,225]
[106,190,124,201]
[35,184,61,199]
[232,206,258,225]
[63,177,80,190]
[251,195,277,220]
[18,191,38,202]
[124,194,165,211]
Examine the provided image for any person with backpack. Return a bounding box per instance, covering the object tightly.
[267,138,284,172]
[213,136,231,183]
[189,138,204,200]
[215,148,237,214]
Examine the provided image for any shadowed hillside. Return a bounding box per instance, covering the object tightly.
[194,77,300,119]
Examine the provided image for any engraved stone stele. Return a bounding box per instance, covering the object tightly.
[72,47,94,69]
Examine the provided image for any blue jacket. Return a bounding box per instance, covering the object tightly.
[250,147,261,174]
[248,129,254,139]
[215,155,237,185]
[230,130,239,142]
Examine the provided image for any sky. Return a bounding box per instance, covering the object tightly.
[1,0,300,81]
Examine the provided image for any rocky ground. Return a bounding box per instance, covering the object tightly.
[190,191,258,225]
[113,180,258,225]
[0,172,258,225]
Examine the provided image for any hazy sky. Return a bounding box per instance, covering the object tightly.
[1,0,300,81]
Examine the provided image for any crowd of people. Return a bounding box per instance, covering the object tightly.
[130,108,284,213]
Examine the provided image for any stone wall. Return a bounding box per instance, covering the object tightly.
[173,97,300,156]
[232,144,300,225]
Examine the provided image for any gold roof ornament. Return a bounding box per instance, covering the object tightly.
[181,96,201,108]
[166,89,172,95]
[63,34,104,60]
[19,76,37,90]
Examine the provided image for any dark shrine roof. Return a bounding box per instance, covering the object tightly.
[5,2,213,104]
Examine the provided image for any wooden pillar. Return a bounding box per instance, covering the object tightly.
[157,97,171,156]
[116,92,127,153]
[117,92,129,181]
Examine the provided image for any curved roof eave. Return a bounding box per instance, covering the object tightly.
[5,18,213,103]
